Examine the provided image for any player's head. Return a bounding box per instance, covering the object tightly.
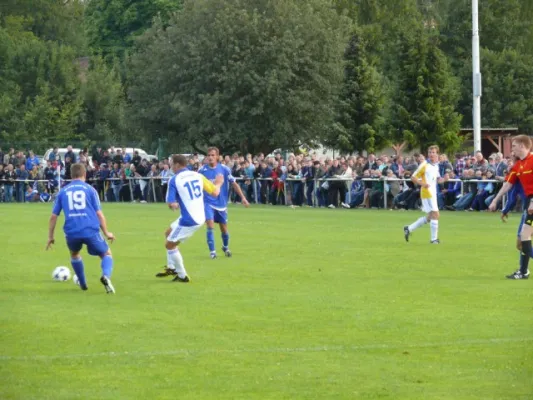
[171,154,188,172]
[206,147,219,167]
[511,135,532,159]
[427,145,439,163]
[71,163,86,181]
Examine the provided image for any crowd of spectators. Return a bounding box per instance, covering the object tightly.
[0,145,519,212]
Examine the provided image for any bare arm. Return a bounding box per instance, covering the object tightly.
[96,210,115,242]
[46,214,58,250]
[232,181,250,207]
[411,176,429,188]
[491,182,513,204]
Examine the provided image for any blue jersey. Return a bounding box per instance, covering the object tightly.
[166,169,218,226]
[199,164,235,210]
[52,180,102,238]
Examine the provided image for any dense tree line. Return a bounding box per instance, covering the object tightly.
[0,0,532,155]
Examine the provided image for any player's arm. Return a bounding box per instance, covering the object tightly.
[231,181,250,207]
[46,214,58,250]
[46,193,63,250]
[411,164,429,188]
[166,176,179,210]
[202,175,223,197]
[96,210,115,242]
[489,182,514,211]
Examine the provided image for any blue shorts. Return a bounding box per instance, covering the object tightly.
[67,233,109,256]
[204,204,228,225]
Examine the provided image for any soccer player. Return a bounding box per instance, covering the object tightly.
[46,163,116,293]
[199,147,249,259]
[155,155,224,281]
[501,181,533,261]
[489,135,533,279]
[403,145,448,244]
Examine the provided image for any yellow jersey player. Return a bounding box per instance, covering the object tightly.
[404,145,448,244]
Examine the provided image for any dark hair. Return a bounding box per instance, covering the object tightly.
[172,154,188,167]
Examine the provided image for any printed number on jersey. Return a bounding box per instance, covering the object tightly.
[67,190,86,210]
[184,180,201,200]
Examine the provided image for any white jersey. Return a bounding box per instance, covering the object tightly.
[413,161,440,200]
[166,169,217,226]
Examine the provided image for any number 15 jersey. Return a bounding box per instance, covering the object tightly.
[52,180,102,238]
[166,169,218,226]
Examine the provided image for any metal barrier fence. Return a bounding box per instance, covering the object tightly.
[1,177,506,210]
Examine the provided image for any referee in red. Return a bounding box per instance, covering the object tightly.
[490,135,533,279]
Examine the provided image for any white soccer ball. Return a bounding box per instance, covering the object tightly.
[73,274,80,286]
[52,266,71,281]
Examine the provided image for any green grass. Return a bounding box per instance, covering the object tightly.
[0,204,532,400]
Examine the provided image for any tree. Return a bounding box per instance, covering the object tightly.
[475,49,533,134]
[0,0,87,54]
[390,26,462,153]
[0,18,83,147]
[84,0,182,61]
[77,57,128,144]
[326,27,386,154]
[127,0,350,155]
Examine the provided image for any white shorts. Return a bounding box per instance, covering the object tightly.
[167,221,202,243]
[421,197,439,213]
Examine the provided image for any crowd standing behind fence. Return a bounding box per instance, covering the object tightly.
[0,146,519,212]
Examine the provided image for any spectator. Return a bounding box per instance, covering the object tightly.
[301,159,315,207]
[132,151,142,168]
[363,153,378,171]
[469,169,495,211]
[438,154,453,177]
[110,163,124,202]
[326,159,343,208]
[341,171,365,208]
[160,163,172,200]
[64,145,76,163]
[472,151,488,172]
[16,164,29,202]
[3,164,16,202]
[439,170,461,207]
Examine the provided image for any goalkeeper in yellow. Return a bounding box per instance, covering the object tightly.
[404,145,448,244]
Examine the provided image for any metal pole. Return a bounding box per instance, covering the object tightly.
[472,0,482,153]
[151,177,157,203]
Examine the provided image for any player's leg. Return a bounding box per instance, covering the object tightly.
[205,204,217,258]
[509,211,532,279]
[86,234,115,294]
[156,227,179,277]
[165,240,189,282]
[215,210,231,257]
[164,222,202,282]
[429,210,440,243]
[404,199,430,242]
[67,238,87,290]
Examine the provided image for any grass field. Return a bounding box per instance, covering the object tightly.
[0,203,532,399]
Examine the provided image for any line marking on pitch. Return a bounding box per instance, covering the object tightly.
[1,337,531,362]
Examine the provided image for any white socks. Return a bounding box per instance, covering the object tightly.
[167,249,187,278]
[408,216,428,233]
[430,220,439,241]
[408,217,439,241]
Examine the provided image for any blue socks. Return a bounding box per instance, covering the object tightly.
[207,228,215,252]
[71,258,87,288]
[101,255,113,278]
[222,232,230,249]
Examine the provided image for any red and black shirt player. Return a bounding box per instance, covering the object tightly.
[490,134,533,279]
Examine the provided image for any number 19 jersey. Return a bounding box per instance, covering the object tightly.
[166,169,218,226]
[52,180,102,238]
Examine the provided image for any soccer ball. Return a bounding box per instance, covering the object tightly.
[52,266,71,281]
[73,274,80,286]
